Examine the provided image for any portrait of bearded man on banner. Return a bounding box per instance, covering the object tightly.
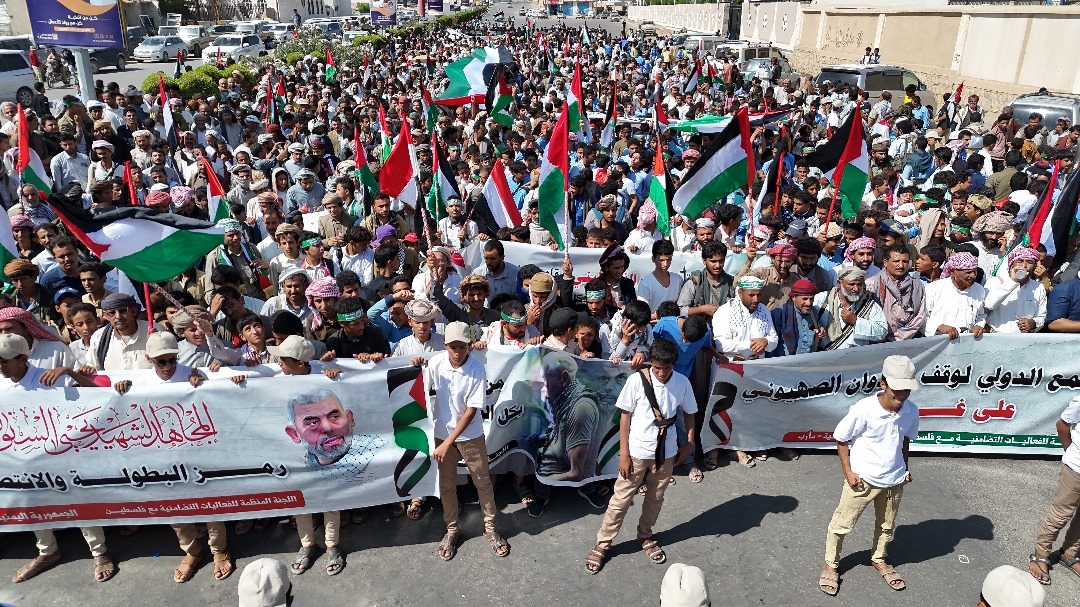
[536,351,605,482]
[285,387,387,482]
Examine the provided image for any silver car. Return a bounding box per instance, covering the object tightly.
[133,36,190,62]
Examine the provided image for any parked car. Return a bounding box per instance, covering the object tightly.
[815,64,930,108]
[133,36,189,62]
[157,24,213,56]
[264,22,298,43]
[87,46,128,73]
[306,20,343,38]
[201,34,266,63]
[207,24,236,37]
[1010,93,1080,128]
[0,50,35,106]
[742,55,797,84]
[126,26,149,47]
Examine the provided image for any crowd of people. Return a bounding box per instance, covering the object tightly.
[0,11,1075,606]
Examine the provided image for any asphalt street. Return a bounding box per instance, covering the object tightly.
[2,451,1077,607]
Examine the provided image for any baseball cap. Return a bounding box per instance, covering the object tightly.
[374,224,397,245]
[0,333,29,359]
[659,563,710,607]
[238,558,291,607]
[530,272,554,294]
[981,565,1044,607]
[786,219,808,238]
[548,307,578,332]
[145,332,181,359]
[881,355,918,391]
[53,286,82,304]
[444,321,471,345]
[267,334,316,362]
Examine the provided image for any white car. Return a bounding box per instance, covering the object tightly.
[132,36,190,62]
[201,34,266,63]
[264,22,298,42]
[0,50,34,107]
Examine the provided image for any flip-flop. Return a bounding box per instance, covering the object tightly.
[407,499,424,520]
[688,466,704,483]
[291,546,317,575]
[212,552,234,580]
[93,554,118,583]
[876,564,906,591]
[1029,554,1052,585]
[485,532,510,557]
[173,552,202,583]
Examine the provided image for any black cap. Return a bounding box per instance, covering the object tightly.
[548,307,579,332]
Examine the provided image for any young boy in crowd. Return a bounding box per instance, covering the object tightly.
[585,338,696,574]
[65,302,101,367]
[79,262,112,308]
[325,297,390,363]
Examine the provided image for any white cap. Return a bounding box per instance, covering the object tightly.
[444,321,471,345]
[0,333,29,359]
[659,563,710,607]
[267,334,315,362]
[881,355,918,391]
[981,565,1044,607]
[237,558,291,607]
[146,332,180,359]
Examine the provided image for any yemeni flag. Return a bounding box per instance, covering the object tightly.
[325,48,338,83]
[172,50,186,79]
[435,46,514,106]
[16,105,51,195]
[480,158,523,228]
[648,144,673,236]
[599,85,618,152]
[48,194,224,284]
[157,74,177,149]
[683,56,702,95]
[538,108,570,250]
[485,65,514,127]
[427,134,457,221]
[380,118,419,210]
[362,55,372,88]
[671,107,753,220]
[201,156,231,223]
[378,104,393,162]
[653,73,668,131]
[804,110,868,222]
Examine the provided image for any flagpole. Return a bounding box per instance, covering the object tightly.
[563,189,571,258]
[142,282,155,335]
[824,169,844,228]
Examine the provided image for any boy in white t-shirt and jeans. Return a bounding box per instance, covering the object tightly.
[1028,394,1080,585]
[819,355,920,596]
[423,321,509,561]
[585,338,696,574]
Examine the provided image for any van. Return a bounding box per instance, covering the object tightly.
[1009,94,1080,129]
[0,51,35,106]
[815,64,931,107]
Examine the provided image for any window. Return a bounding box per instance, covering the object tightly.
[881,72,903,91]
[901,72,921,91]
[863,71,885,92]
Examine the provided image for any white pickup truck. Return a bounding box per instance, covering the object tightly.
[158,24,214,57]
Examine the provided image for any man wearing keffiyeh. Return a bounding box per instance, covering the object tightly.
[844,236,881,279]
[924,251,987,339]
[985,246,1046,333]
[203,218,270,300]
[711,275,778,360]
[770,279,830,357]
[866,246,927,341]
[736,242,799,310]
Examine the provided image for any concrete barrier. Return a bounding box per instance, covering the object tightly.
[627,4,729,35]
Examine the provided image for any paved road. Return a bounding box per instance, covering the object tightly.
[2,451,1078,607]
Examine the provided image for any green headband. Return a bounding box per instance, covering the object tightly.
[951,225,970,235]
[0,282,16,298]
[337,309,365,322]
[300,237,321,249]
[501,312,526,325]
[585,290,606,300]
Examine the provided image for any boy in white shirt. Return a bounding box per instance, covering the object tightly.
[819,355,920,596]
[1028,394,1080,585]
[423,321,508,561]
[585,338,696,574]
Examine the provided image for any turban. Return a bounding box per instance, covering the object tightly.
[257,191,280,204]
[170,185,194,208]
[942,252,979,277]
[1007,246,1041,267]
[791,279,817,296]
[817,222,842,239]
[843,236,877,262]
[836,265,867,281]
[0,307,60,342]
[637,200,658,230]
[681,148,700,160]
[968,194,993,212]
[9,214,34,228]
[750,224,771,242]
[971,211,1014,235]
[216,218,243,234]
[171,305,210,330]
[145,190,172,207]
[694,218,715,229]
[460,274,490,292]
[91,140,114,152]
[766,242,797,259]
[277,266,307,286]
[405,299,441,323]
[3,258,37,278]
[132,129,153,138]
[736,275,766,290]
[305,277,341,331]
[92,119,112,132]
[595,195,616,211]
[599,244,625,266]
[100,293,139,311]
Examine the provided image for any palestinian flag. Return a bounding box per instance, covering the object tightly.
[803,110,868,222]
[538,107,570,250]
[435,46,515,106]
[427,134,456,221]
[480,158,523,228]
[48,194,224,284]
[757,126,790,216]
[378,104,393,162]
[16,105,51,195]
[653,73,668,131]
[0,208,17,280]
[172,50,186,79]
[1022,162,1080,268]
[671,107,753,220]
[157,74,177,150]
[123,161,139,205]
[325,48,337,83]
[379,118,419,210]
[485,65,514,127]
[648,143,673,235]
[264,76,277,127]
[353,128,378,195]
[202,155,231,223]
[387,367,432,498]
[567,59,585,136]
[599,86,618,152]
[683,56,701,95]
[580,25,591,46]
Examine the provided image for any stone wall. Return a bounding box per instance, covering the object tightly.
[626,4,729,36]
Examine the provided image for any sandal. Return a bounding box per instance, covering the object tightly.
[514,482,535,505]
[1029,553,1052,585]
[93,554,118,583]
[641,539,666,564]
[637,484,648,495]
[212,551,234,580]
[291,546,317,575]
[755,451,768,462]
[688,466,704,483]
[485,532,510,557]
[585,545,607,574]
[234,520,254,535]
[737,451,756,469]
[390,502,407,518]
[407,499,424,520]
[173,552,202,583]
[438,533,459,561]
[819,565,839,596]
[702,451,720,471]
[781,447,801,460]
[325,546,345,576]
[12,550,62,583]
[1060,553,1080,580]
[351,508,369,525]
[874,563,906,591]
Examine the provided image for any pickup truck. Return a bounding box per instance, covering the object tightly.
[158,24,213,56]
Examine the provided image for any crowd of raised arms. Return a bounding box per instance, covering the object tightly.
[0,12,1076,607]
